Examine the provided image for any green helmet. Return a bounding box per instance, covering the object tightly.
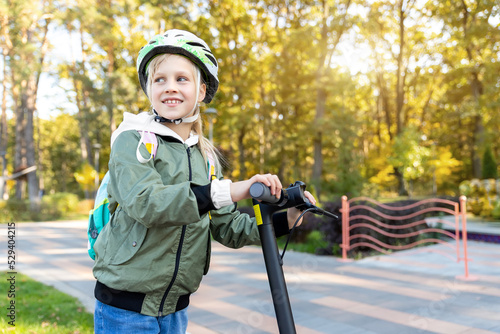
[137,29,219,103]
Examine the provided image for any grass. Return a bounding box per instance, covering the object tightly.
[0,272,93,333]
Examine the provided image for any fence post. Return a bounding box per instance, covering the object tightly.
[454,202,460,262]
[341,196,349,260]
[457,196,476,281]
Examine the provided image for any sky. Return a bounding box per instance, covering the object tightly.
[36,26,81,119]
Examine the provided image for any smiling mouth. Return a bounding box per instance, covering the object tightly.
[163,99,182,104]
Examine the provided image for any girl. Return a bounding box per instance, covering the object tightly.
[92,29,315,334]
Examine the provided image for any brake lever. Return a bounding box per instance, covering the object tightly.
[250,180,339,219]
[296,200,339,220]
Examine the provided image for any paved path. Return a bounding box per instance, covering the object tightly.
[6,220,500,333]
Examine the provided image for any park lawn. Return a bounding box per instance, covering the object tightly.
[1,272,93,333]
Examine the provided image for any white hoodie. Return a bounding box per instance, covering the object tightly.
[111,111,199,147]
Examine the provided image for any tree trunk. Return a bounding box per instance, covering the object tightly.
[238,126,247,181]
[25,76,40,208]
[312,88,326,198]
[395,0,409,196]
[0,51,8,199]
[460,0,485,178]
[468,70,484,179]
[393,168,408,196]
[472,114,484,178]
[105,1,116,133]
[71,27,94,166]
[14,84,27,200]
[311,0,352,199]
[395,0,406,136]
[377,72,393,141]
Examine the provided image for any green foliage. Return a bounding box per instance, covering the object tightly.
[0,272,93,333]
[2,0,499,206]
[74,163,98,194]
[277,230,329,255]
[387,127,433,196]
[492,201,500,220]
[0,193,80,222]
[482,146,498,179]
[42,193,80,216]
[38,114,84,195]
[460,179,500,218]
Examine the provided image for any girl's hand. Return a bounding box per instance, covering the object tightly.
[286,191,316,229]
[230,175,316,229]
[230,174,282,203]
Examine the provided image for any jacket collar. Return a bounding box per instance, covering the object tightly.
[111,112,199,148]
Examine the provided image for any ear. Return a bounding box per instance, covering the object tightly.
[198,83,206,103]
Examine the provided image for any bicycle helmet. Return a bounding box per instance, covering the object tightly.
[137,29,219,104]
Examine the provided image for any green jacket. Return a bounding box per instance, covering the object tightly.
[92,118,263,317]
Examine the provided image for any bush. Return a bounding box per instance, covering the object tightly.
[460,178,500,218]
[292,200,343,255]
[0,193,81,222]
[492,201,500,220]
[482,146,498,179]
[42,193,80,215]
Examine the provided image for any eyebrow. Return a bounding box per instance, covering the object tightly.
[154,69,193,78]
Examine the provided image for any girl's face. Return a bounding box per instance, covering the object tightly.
[150,55,206,122]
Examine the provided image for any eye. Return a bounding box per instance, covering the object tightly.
[177,76,188,82]
[154,77,165,83]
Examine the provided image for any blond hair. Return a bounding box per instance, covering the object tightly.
[146,54,223,173]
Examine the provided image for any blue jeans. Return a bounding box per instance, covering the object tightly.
[94,300,188,334]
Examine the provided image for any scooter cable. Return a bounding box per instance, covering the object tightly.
[280,208,315,260]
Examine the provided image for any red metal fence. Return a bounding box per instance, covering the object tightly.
[340,196,472,278]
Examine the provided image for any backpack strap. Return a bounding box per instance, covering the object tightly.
[207,151,216,181]
[136,130,158,163]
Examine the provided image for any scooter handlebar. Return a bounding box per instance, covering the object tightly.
[249,182,282,204]
[250,181,339,219]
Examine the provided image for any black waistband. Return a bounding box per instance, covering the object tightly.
[95,280,190,315]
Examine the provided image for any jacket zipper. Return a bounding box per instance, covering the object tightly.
[157,146,192,316]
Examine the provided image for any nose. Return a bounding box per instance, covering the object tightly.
[164,80,178,93]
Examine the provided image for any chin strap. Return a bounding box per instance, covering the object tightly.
[154,112,199,124]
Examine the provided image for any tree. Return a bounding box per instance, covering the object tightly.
[360,0,450,195]
[388,127,431,197]
[3,0,54,208]
[311,0,353,199]
[0,3,12,199]
[429,0,500,178]
[5,0,497,202]
[38,114,82,194]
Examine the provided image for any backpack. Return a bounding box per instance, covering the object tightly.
[87,131,217,260]
[87,131,158,260]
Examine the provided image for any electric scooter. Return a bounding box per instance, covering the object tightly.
[250,181,338,334]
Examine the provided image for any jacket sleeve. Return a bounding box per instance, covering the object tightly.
[107,131,205,228]
[209,203,261,248]
[209,204,291,249]
[207,164,291,248]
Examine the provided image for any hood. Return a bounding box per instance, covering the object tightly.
[111,112,199,148]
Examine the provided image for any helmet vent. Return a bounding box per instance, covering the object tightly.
[186,42,205,48]
[206,54,217,66]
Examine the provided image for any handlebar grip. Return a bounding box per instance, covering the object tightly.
[250,182,281,204]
